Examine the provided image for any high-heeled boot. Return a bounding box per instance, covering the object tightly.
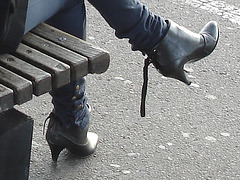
[45,113,98,162]
[140,20,219,116]
[148,20,219,84]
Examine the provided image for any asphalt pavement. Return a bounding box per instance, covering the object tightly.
[16,0,240,179]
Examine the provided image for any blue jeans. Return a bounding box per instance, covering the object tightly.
[25,0,166,129]
[25,0,89,129]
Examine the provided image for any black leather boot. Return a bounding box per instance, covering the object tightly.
[45,113,98,162]
[140,20,219,116]
[147,20,219,85]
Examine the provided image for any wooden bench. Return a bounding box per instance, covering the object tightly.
[0,23,110,180]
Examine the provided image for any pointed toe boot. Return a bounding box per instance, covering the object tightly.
[149,20,219,85]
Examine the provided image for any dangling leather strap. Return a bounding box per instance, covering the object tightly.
[140,57,152,117]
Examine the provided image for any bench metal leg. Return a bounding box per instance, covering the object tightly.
[0,109,33,180]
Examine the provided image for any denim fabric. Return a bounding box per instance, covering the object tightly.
[25,0,89,129]
[24,0,167,129]
[88,0,167,52]
[46,2,89,129]
[25,0,167,51]
[25,0,82,34]
[49,78,89,129]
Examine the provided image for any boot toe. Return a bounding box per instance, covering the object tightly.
[200,21,219,40]
[67,132,99,157]
[200,21,219,55]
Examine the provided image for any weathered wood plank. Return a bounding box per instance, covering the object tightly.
[0,84,14,113]
[0,23,110,111]
[22,32,88,81]
[0,67,32,105]
[31,23,110,74]
[14,43,71,89]
[0,54,52,96]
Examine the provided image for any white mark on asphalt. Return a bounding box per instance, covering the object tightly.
[114,77,125,81]
[205,136,217,142]
[182,132,190,138]
[88,36,95,40]
[159,143,173,149]
[124,80,132,84]
[177,0,240,25]
[127,152,139,157]
[226,27,234,30]
[190,83,200,88]
[122,170,131,174]
[110,164,121,168]
[188,75,196,78]
[159,145,166,149]
[221,132,230,137]
[205,94,217,100]
[184,67,194,73]
[115,77,132,85]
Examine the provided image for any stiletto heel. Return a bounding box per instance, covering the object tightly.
[149,20,219,85]
[174,67,191,85]
[140,20,219,116]
[48,143,65,162]
[44,111,99,161]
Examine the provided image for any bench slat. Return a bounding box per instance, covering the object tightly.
[15,43,71,89]
[22,32,88,81]
[31,23,110,74]
[0,54,52,96]
[0,84,14,113]
[0,23,110,112]
[0,67,32,105]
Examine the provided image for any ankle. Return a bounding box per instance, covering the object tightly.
[143,20,170,56]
